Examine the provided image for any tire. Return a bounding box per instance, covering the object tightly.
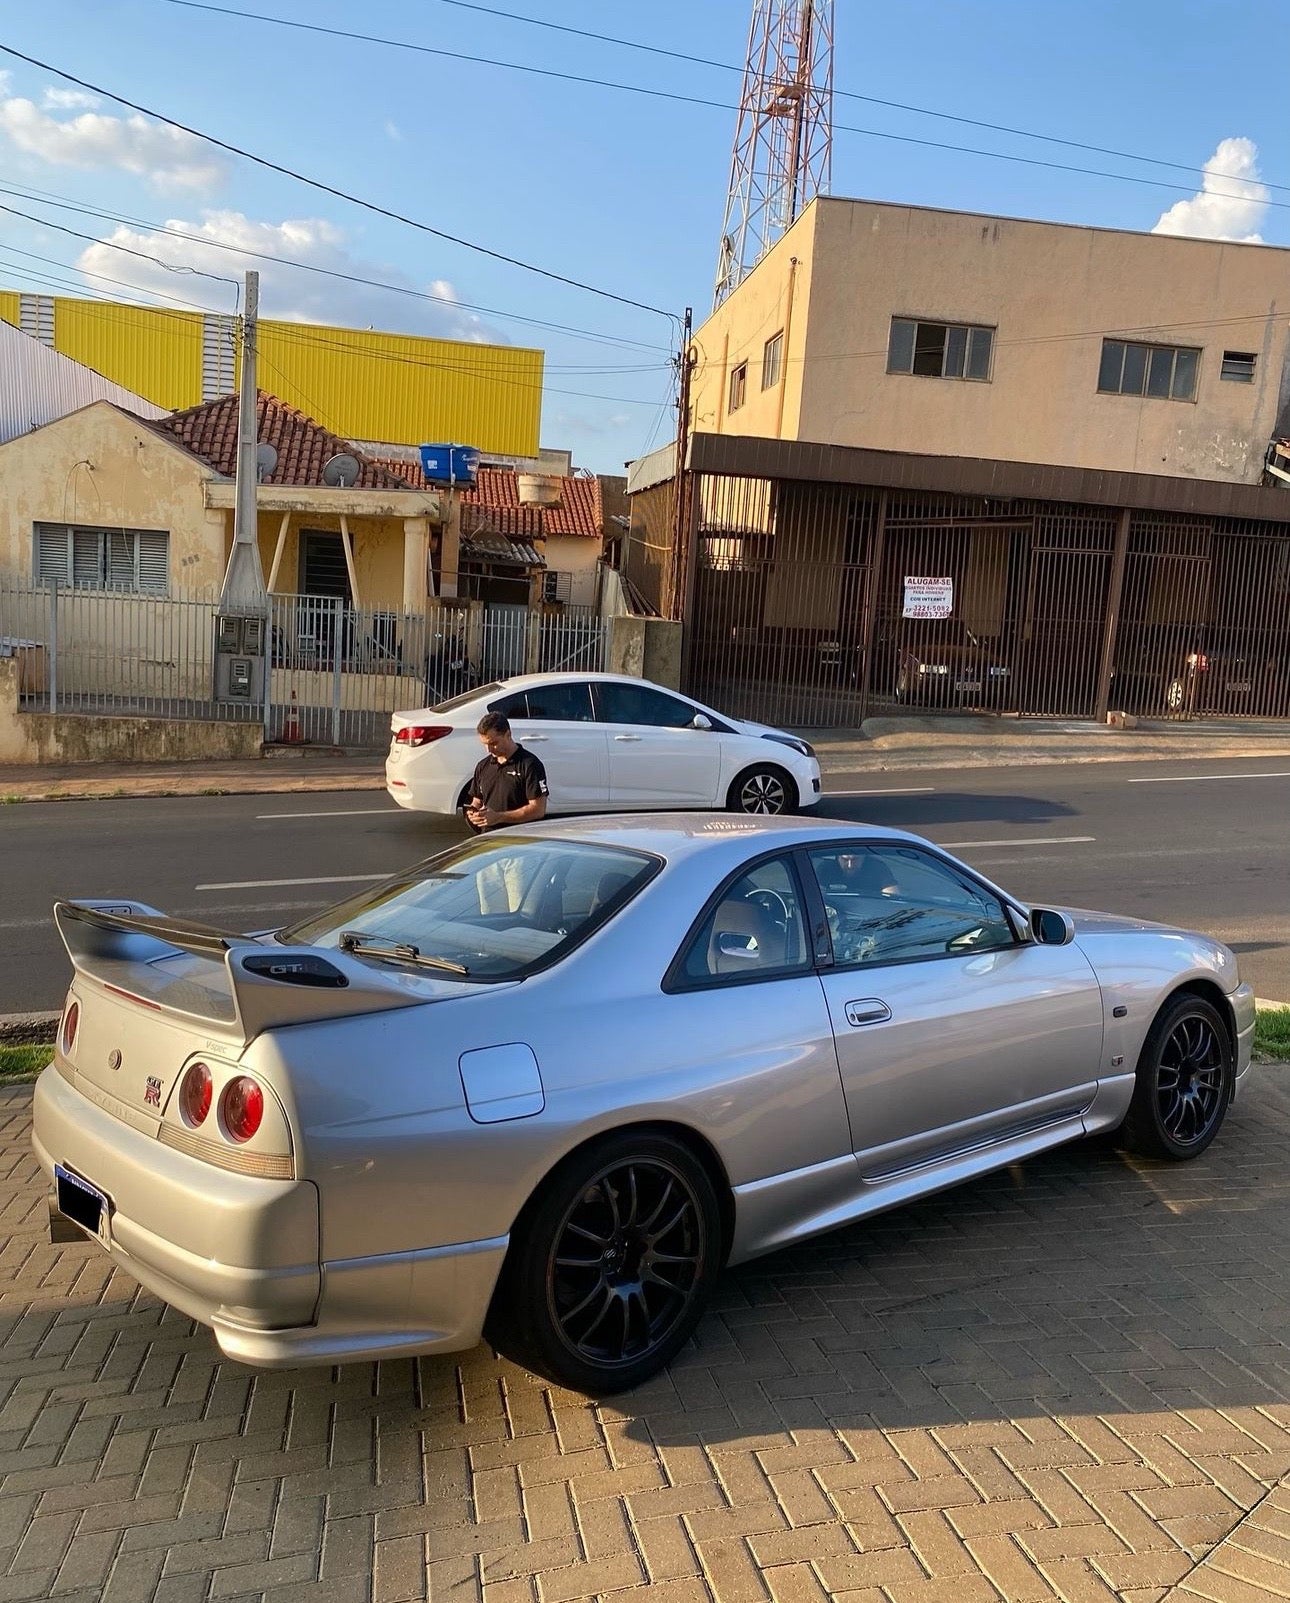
[489,1130,723,1394]
[1165,676,1187,715]
[1118,993,1234,1160]
[726,764,798,815]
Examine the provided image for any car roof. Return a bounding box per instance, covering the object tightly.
[488,671,693,693]
[495,813,923,861]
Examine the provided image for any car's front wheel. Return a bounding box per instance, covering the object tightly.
[727,764,797,815]
[1118,992,1234,1160]
[490,1130,724,1393]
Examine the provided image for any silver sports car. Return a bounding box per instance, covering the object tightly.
[34,816,1254,1394]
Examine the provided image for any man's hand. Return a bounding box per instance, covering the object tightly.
[469,804,504,830]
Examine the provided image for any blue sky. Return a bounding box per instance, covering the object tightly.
[1,0,1287,471]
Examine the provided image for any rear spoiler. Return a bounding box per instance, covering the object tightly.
[54,899,431,1043]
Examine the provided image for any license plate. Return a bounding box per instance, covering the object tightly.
[955,679,983,691]
[54,1164,111,1243]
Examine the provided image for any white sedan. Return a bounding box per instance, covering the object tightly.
[384,672,822,817]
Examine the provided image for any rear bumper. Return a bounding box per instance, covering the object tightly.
[384,754,463,815]
[33,1065,506,1367]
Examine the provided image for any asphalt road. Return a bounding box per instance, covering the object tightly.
[3,755,1289,1013]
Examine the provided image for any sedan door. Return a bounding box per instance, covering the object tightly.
[805,843,1104,1178]
[490,683,609,810]
[592,681,723,807]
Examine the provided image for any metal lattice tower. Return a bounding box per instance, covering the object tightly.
[713,0,833,309]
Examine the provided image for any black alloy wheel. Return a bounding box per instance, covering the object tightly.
[491,1131,722,1393]
[1119,994,1234,1160]
[727,765,796,815]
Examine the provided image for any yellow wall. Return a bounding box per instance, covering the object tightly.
[0,294,543,456]
[55,299,204,412]
[254,511,410,611]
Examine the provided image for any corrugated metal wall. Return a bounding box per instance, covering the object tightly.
[0,293,543,455]
[0,320,167,445]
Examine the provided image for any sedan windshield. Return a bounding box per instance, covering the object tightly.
[279,837,659,980]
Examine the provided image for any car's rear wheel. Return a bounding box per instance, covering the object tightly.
[1118,993,1233,1160]
[490,1131,723,1393]
[727,765,797,815]
[1164,676,1187,714]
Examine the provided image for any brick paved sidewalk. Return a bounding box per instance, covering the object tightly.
[2,1071,1289,1603]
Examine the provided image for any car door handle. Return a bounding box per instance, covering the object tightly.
[845,999,891,1027]
[613,734,643,742]
[523,734,549,742]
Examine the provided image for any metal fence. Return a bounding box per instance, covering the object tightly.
[681,473,1290,727]
[0,579,608,748]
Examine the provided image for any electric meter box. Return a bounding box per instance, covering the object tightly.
[213,612,267,700]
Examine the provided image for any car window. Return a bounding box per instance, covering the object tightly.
[522,681,594,721]
[677,855,809,985]
[808,845,1016,968]
[594,681,698,729]
[279,838,658,981]
[488,690,529,719]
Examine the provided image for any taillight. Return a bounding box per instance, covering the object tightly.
[394,724,452,748]
[61,998,79,1055]
[221,1076,265,1143]
[179,1061,213,1126]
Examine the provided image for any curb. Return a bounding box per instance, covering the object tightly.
[0,1011,60,1045]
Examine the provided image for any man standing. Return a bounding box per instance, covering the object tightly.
[465,711,549,832]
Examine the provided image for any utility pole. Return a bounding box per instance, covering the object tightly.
[219,270,267,610]
[668,307,695,623]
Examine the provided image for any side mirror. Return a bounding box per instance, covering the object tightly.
[1030,908,1075,946]
[691,713,713,731]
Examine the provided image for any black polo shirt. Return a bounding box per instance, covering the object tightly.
[470,744,549,827]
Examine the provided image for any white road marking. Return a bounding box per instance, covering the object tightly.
[1128,771,1290,784]
[823,787,935,798]
[256,808,398,819]
[195,873,389,891]
[939,835,1096,850]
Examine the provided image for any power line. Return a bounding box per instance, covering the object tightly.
[0,42,677,322]
[154,0,1290,209]
[0,179,670,354]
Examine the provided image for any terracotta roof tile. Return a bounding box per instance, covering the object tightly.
[369,460,604,538]
[156,392,413,491]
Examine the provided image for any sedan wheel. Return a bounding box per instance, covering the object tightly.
[490,1131,722,1393]
[1119,994,1233,1160]
[727,765,797,815]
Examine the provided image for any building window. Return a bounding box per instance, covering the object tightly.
[34,523,169,594]
[728,361,747,412]
[1098,339,1199,400]
[761,331,784,389]
[1221,350,1257,383]
[887,318,994,381]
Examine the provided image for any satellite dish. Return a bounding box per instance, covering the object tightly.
[322,452,361,488]
[255,442,278,482]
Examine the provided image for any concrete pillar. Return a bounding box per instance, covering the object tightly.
[402,515,430,611]
[440,496,461,600]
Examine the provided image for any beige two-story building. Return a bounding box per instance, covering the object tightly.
[691,196,1290,484]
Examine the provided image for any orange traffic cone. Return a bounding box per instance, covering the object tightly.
[280,691,302,744]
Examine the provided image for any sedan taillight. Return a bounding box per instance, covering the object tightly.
[221,1076,265,1143]
[60,997,79,1055]
[394,725,453,748]
[179,1061,213,1126]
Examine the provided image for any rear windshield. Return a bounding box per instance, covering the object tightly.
[432,682,503,713]
[278,836,659,981]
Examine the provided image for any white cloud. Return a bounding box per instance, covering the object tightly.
[74,210,501,343]
[1153,137,1269,243]
[42,87,99,112]
[0,87,225,189]
[383,119,402,142]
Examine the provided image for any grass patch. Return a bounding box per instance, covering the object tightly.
[0,1043,53,1083]
[1255,1006,1290,1063]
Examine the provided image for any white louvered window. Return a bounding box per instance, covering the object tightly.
[34,523,170,594]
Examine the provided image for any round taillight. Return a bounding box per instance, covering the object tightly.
[221,1076,264,1143]
[180,1061,213,1126]
[61,999,79,1055]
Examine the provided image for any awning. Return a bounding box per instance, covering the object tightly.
[460,530,546,567]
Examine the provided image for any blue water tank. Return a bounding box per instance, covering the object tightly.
[419,444,481,485]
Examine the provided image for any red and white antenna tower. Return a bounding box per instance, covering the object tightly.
[713,0,833,309]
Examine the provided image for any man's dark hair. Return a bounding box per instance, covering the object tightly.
[477,711,510,736]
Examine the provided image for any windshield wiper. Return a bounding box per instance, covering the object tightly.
[339,931,469,975]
